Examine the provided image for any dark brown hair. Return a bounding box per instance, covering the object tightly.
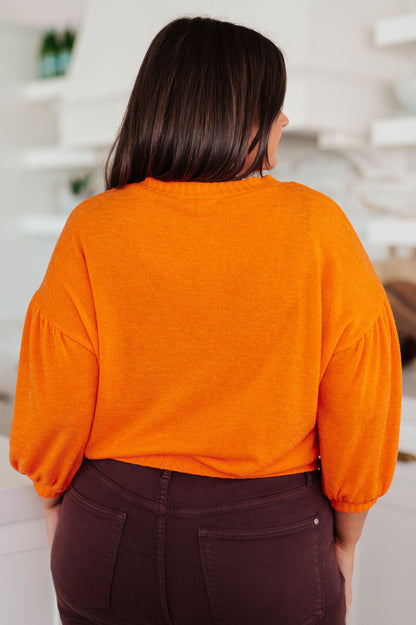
[104,16,287,189]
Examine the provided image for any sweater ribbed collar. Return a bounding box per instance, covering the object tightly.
[138,175,278,197]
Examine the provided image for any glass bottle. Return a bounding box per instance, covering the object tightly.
[38,29,59,79]
[56,28,77,76]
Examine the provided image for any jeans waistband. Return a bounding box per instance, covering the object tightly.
[75,458,321,516]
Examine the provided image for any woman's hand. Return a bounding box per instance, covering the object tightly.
[334,538,355,623]
[333,508,368,623]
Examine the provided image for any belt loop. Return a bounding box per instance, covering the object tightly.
[158,470,172,514]
[305,471,313,486]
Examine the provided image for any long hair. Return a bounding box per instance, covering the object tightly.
[104,16,287,189]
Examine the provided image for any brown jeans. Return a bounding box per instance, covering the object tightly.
[51,458,346,625]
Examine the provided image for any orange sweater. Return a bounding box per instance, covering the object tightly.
[9,175,402,511]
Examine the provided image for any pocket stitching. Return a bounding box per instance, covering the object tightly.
[84,460,160,511]
[68,484,127,523]
[198,514,324,625]
[172,483,314,516]
[198,513,319,540]
[199,528,222,625]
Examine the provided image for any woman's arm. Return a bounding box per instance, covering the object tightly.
[38,493,64,551]
[334,509,368,549]
[39,494,63,511]
[333,509,369,623]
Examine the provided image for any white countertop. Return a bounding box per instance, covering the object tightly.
[0,435,43,525]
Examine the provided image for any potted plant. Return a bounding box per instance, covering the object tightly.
[57,173,93,214]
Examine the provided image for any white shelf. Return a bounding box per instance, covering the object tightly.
[19,214,68,237]
[371,114,416,146]
[371,10,416,147]
[367,216,416,246]
[317,130,367,150]
[19,79,104,170]
[19,76,67,104]
[374,11,416,47]
[20,145,101,171]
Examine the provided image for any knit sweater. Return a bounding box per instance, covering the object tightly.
[9,175,402,512]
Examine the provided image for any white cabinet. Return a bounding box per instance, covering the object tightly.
[374,11,416,46]
[367,216,416,246]
[351,395,416,625]
[353,454,416,624]
[19,76,103,172]
[0,435,58,625]
[372,115,416,146]
[371,11,416,147]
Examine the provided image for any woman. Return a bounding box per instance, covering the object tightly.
[9,16,401,625]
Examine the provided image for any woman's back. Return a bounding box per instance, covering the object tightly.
[11,174,400,513]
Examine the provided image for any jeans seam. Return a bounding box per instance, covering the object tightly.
[312,523,326,624]
[157,471,175,625]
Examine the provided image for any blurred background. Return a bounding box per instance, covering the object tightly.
[0,1,416,624]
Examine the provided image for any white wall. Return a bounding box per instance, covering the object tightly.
[65,0,410,100]
[0,0,86,29]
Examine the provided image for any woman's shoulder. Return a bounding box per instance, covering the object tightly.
[68,186,131,219]
[285,180,343,214]
[284,181,358,238]
[58,185,138,240]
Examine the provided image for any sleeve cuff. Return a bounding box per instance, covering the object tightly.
[330,498,378,513]
[33,481,65,498]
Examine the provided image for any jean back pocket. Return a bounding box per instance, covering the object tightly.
[198,513,324,625]
[51,485,127,609]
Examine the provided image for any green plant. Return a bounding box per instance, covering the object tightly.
[70,173,92,194]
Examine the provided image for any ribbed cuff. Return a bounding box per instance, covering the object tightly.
[330,498,377,513]
[33,481,64,498]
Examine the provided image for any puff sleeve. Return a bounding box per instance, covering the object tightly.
[9,205,99,498]
[317,296,402,512]
[9,293,98,497]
